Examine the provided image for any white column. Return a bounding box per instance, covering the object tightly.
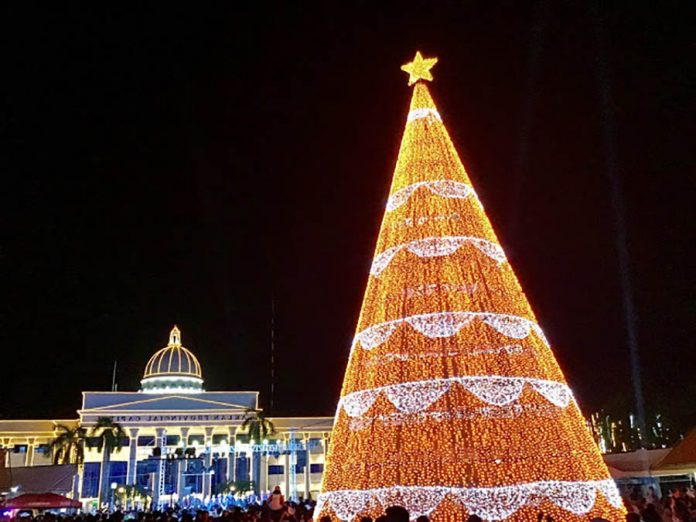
[283,434,290,495]
[25,438,35,467]
[72,467,81,500]
[75,459,84,501]
[177,427,190,499]
[1,441,9,469]
[152,428,166,509]
[259,453,267,496]
[7,443,15,470]
[202,427,214,500]
[249,447,256,492]
[318,434,330,497]
[126,428,139,485]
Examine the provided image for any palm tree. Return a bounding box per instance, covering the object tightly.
[50,424,86,465]
[89,417,126,507]
[115,483,151,510]
[241,408,275,442]
[241,408,275,494]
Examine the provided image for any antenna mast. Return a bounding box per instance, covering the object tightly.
[111,360,118,391]
[270,298,276,414]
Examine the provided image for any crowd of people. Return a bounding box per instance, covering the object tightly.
[3,484,696,522]
[621,485,696,522]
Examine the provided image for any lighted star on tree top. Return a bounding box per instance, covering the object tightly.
[400,51,438,86]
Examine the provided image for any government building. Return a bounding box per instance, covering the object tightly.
[0,327,333,511]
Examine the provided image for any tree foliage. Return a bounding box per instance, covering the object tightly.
[241,408,275,442]
[50,424,86,465]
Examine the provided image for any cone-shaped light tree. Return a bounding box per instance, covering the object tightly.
[316,53,625,522]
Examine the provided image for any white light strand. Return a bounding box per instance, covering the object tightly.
[370,236,506,277]
[347,402,560,431]
[386,180,476,212]
[317,480,623,521]
[352,312,549,351]
[339,376,573,418]
[406,108,442,122]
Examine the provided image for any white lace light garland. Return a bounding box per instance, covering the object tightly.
[316,480,623,521]
[352,312,549,351]
[371,236,506,277]
[407,108,442,122]
[339,376,572,418]
[386,180,477,212]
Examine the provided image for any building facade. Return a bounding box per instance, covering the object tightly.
[0,327,333,511]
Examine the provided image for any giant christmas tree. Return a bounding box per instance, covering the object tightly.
[316,53,625,522]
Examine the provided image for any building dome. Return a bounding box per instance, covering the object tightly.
[141,326,204,393]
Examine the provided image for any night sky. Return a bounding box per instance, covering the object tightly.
[2,3,694,430]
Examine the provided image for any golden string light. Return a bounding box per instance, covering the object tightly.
[317,52,625,521]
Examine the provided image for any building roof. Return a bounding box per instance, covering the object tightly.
[654,427,696,472]
[143,326,202,380]
[268,416,334,433]
[0,420,78,439]
[603,448,670,477]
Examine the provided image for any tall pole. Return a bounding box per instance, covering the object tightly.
[111,361,118,392]
[270,298,276,414]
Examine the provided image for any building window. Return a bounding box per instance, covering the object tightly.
[136,460,157,490]
[211,458,227,492]
[296,451,307,469]
[35,444,51,454]
[268,465,284,475]
[12,445,27,454]
[212,434,229,446]
[188,435,205,446]
[137,436,155,447]
[165,435,180,446]
[308,438,323,453]
[108,461,128,486]
[310,463,324,473]
[82,462,101,498]
[235,455,250,482]
[164,460,177,495]
[184,459,203,494]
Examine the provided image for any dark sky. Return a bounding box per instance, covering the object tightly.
[2,3,694,429]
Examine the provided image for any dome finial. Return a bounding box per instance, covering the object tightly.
[169,325,181,346]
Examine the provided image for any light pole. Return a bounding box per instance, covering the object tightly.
[117,486,125,510]
[109,482,117,512]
